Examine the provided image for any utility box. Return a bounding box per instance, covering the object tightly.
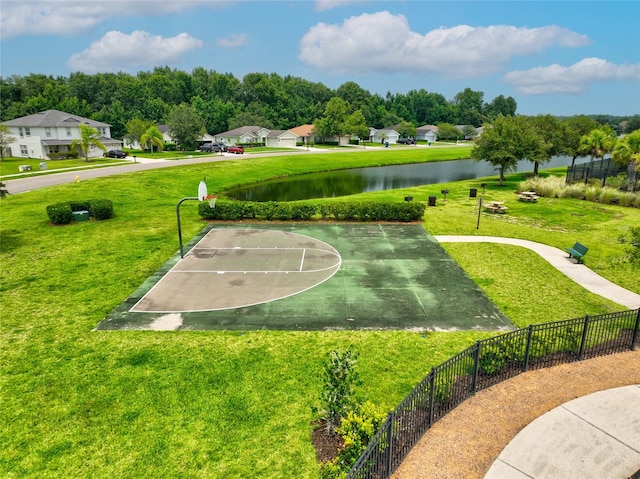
[428,196,437,206]
[469,188,477,198]
[73,210,90,222]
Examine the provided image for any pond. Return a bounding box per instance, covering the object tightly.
[226,156,586,202]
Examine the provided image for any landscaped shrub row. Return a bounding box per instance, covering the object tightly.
[197,199,426,222]
[48,151,79,160]
[520,176,640,207]
[46,199,114,224]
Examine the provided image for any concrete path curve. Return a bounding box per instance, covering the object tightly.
[435,236,640,310]
[484,384,640,479]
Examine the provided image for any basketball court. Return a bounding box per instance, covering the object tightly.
[97,223,513,331]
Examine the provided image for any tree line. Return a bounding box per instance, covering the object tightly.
[0,67,523,139]
[471,115,640,191]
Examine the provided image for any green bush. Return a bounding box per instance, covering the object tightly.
[318,401,387,479]
[48,151,79,160]
[46,199,113,224]
[46,203,74,225]
[89,199,114,220]
[69,200,91,212]
[198,199,426,222]
[319,348,361,432]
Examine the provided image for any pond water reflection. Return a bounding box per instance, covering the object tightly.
[226,157,584,202]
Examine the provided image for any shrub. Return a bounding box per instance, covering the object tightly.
[90,199,114,220]
[46,203,74,225]
[198,199,426,222]
[335,401,388,465]
[46,199,113,224]
[319,347,361,432]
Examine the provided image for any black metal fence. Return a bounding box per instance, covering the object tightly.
[346,308,640,479]
[566,158,624,184]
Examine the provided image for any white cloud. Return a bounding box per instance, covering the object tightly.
[217,33,248,49]
[504,57,640,94]
[0,0,223,39]
[314,0,364,12]
[298,11,589,78]
[67,30,203,73]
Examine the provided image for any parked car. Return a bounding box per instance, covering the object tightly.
[104,149,128,158]
[397,138,415,145]
[201,142,227,153]
[227,146,244,154]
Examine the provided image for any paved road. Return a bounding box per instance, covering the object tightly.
[4,148,334,195]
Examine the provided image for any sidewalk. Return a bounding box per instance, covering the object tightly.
[485,384,640,479]
[435,236,640,309]
[393,350,640,479]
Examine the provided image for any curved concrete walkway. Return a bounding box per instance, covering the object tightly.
[435,236,640,310]
[484,385,640,479]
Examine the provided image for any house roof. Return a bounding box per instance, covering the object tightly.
[417,125,438,132]
[158,125,171,134]
[2,109,111,128]
[289,124,315,137]
[266,129,297,139]
[217,126,264,137]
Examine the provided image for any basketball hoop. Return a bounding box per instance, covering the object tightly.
[204,195,217,208]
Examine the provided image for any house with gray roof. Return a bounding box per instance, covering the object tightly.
[416,125,438,143]
[2,110,122,159]
[214,126,271,146]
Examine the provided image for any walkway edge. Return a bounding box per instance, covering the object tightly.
[434,236,640,309]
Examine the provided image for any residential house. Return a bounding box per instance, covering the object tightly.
[289,124,315,146]
[455,125,483,140]
[369,127,400,144]
[214,126,271,146]
[416,125,438,143]
[1,109,122,159]
[264,129,298,148]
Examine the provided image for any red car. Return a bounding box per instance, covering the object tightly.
[227,145,244,154]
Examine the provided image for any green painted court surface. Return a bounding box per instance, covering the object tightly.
[98,223,513,331]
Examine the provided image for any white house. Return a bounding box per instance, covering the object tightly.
[1,110,122,159]
[289,124,315,146]
[369,127,400,144]
[264,129,299,148]
[214,126,271,146]
[416,125,438,143]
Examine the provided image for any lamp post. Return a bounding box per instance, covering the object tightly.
[177,179,208,258]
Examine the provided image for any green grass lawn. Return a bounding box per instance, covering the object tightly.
[1,149,638,478]
[0,156,129,177]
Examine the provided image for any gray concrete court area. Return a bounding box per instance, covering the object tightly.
[97,223,513,331]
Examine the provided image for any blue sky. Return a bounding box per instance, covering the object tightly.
[1,0,639,117]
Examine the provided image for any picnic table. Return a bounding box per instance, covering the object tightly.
[484,201,508,214]
[518,191,538,202]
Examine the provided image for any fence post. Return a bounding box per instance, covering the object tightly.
[578,315,590,360]
[523,325,534,372]
[427,369,436,428]
[631,309,640,350]
[384,412,394,478]
[471,341,480,394]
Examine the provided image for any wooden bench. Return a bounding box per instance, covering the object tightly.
[565,242,588,263]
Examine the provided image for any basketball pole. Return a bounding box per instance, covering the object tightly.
[177,180,208,258]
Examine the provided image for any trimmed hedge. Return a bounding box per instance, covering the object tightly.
[46,199,114,224]
[198,199,426,222]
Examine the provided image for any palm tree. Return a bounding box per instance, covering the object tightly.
[578,128,616,164]
[140,126,164,153]
[612,129,640,191]
[70,124,106,162]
